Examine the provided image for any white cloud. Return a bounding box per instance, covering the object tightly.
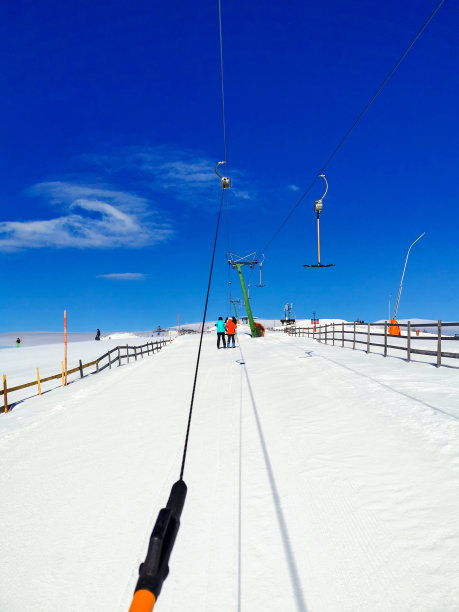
[0,182,173,251]
[97,273,146,281]
[288,184,300,192]
[83,146,257,207]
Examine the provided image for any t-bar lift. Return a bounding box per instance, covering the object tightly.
[304,174,335,268]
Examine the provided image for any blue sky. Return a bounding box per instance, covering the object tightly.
[0,0,457,331]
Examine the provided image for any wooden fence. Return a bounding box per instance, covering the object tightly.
[1,340,168,412]
[285,321,459,368]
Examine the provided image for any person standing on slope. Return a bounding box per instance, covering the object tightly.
[226,316,237,348]
[216,317,227,349]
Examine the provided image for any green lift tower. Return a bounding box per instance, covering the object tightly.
[227,253,263,338]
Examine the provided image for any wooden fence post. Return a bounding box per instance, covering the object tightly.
[126,345,129,364]
[134,347,137,361]
[141,345,144,358]
[333,323,335,345]
[108,351,112,369]
[3,375,7,412]
[37,368,42,395]
[325,324,328,344]
[437,320,442,368]
[342,322,344,347]
[353,322,356,350]
[117,347,121,366]
[79,360,83,378]
[367,323,371,354]
[407,321,411,362]
[384,322,388,357]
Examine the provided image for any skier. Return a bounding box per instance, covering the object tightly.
[95,329,101,341]
[226,317,237,348]
[216,317,226,349]
[16,337,21,348]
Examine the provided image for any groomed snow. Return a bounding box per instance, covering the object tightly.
[1,328,459,611]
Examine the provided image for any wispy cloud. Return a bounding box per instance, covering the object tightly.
[288,184,300,192]
[83,145,257,207]
[97,273,146,281]
[0,182,173,251]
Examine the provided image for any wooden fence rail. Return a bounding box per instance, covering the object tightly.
[285,321,459,368]
[1,340,168,412]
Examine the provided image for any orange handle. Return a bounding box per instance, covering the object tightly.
[128,589,156,612]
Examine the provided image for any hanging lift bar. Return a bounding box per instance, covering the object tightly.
[129,165,228,612]
[230,298,242,320]
[255,254,266,287]
[129,481,187,611]
[304,174,335,268]
[215,161,231,189]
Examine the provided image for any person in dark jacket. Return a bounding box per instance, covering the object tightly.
[95,329,101,341]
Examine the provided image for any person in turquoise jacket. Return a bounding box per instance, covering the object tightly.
[216,317,227,349]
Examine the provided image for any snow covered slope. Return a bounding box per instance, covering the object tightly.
[1,329,459,611]
[0,333,172,405]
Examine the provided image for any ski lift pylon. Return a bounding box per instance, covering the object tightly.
[304,174,335,268]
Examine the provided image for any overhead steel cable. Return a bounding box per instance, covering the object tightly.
[260,0,445,254]
[218,0,228,166]
[129,191,225,612]
[179,191,225,480]
[218,0,233,317]
[129,3,232,609]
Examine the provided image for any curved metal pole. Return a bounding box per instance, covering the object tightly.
[393,232,425,318]
[318,174,328,201]
[215,161,226,178]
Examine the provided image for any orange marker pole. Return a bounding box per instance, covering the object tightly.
[37,368,42,396]
[128,590,156,612]
[61,361,65,386]
[3,374,7,413]
[64,310,68,386]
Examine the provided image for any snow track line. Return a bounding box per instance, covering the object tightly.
[316,353,459,422]
[238,343,308,612]
[271,334,459,422]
